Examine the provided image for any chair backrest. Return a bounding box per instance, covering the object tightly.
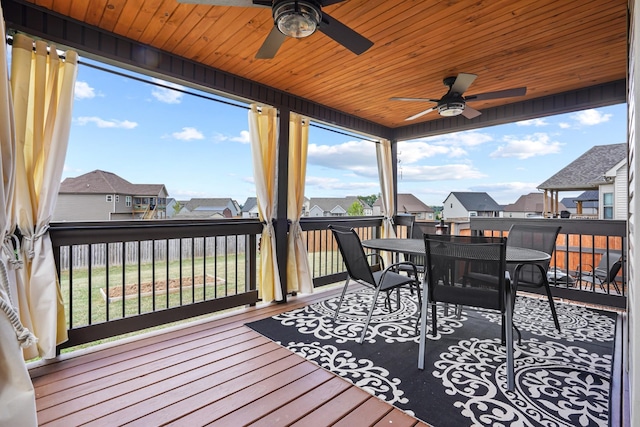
[595,250,623,282]
[329,225,376,286]
[424,234,507,311]
[506,224,561,286]
[394,214,415,239]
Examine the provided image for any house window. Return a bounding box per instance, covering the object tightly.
[106,195,113,202]
[126,196,132,207]
[115,195,119,202]
[603,192,614,219]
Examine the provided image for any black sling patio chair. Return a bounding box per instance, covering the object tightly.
[576,250,623,294]
[329,225,422,344]
[418,234,516,391]
[392,215,426,279]
[506,224,562,331]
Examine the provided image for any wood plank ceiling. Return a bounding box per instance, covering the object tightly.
[5,0,628,136]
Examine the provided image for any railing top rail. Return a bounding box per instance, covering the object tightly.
[470,217,626,236]
[300,216,383,231]
[50,219,264,245]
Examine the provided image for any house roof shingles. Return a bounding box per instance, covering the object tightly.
[183,198,235,211]
[59,170,165,196]
[537,143,626,191]
[396,194,434,213]
[309,197,364,212]
[449,192,501,212]
[504,192,566,212]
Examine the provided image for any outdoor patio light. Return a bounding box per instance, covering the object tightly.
[274,1,321,38]
[437,101,466,117]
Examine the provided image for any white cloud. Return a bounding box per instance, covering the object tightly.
[230,130,250,143]
[397,140,460,163]
[419,130,493,148]
[398,130,493,163]
[572,109,612,126]
[308,140,378,173]
[75,116,138,129]
[213,130,250,144]
[151,78,184,104]
[172,127,204,140]
[398,163,485,181]
[490,132,562,159]
[305,175,380,192]
[559,122,571,129]
[74,81,96,100]
[516,118,549,127]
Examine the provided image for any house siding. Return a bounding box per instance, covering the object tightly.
[616,164,629,220]
[54,194,114,221]
[442,195,468,219]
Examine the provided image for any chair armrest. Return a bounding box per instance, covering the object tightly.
[384,261,419,278]
[366,252,385,270]
[575,263,595,273]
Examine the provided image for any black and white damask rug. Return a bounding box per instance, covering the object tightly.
[246,289,617,427]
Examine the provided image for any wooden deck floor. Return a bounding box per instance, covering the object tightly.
[29,286,432,427]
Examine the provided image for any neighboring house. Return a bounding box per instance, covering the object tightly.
[54,170,168,221]
[165,198,180,218]
[442,192,502,220]
[538,143,627,219]
[174,206,232,219]
[306,197,371,217]
[241,197,259,219]
[373,193,435,220]
[174,198,240,219]
[561,192,599,217]
[503,192,567,218]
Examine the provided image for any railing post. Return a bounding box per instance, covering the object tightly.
[247,234,257,306]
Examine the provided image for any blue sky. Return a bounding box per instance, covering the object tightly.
[65,58,627,207]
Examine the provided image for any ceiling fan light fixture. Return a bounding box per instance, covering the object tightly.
[274,1,321,39]
[437,101,465,117]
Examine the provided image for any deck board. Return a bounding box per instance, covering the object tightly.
[31,286,431,426]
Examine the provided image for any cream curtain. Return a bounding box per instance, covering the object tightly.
[376,138,397,239]
[249,104,282,302]
[0,11,38,425]
[11,33,78,359]
[286,113,312,294]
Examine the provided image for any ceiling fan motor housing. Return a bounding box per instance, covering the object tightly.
[437,94,466,116]
[273,0,322,38]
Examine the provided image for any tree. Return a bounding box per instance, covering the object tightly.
[358,194,379,207]
[172,201,183,216]
[347,201,364,216]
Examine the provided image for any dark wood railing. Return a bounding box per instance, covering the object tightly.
[470,217,627,308]
[49,216,625,351]
[50,217,383,351]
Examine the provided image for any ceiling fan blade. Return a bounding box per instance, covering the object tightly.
[450,73,477,94]
[390,97,440,102]
[461,106,482,119]
[176,0,263,6]
[465,87,527,101]
[255,27,287,59]
[405,108,435,121]
[318,13,373,55]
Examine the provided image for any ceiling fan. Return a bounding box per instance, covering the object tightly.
[390,73,527,121]
[177,0,373,59]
